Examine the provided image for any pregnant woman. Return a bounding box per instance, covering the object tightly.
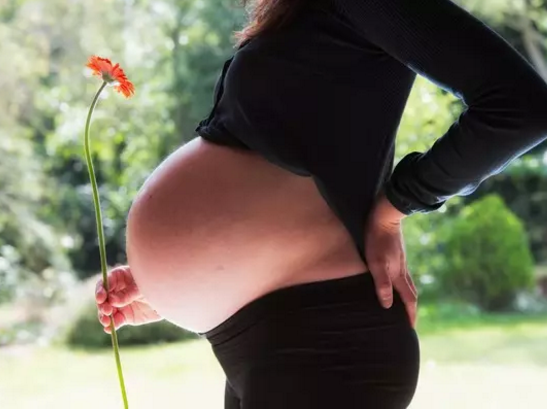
[95,0,547,407]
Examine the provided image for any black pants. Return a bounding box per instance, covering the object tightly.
[202,272,420,408]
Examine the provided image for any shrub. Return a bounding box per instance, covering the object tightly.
[64,302,197,348]
[0,320,43,347]
[437,194,535,311]
[403,210,452,300]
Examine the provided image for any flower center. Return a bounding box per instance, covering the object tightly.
[101,71,116,83]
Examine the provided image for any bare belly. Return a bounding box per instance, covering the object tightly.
[126,137,367,332]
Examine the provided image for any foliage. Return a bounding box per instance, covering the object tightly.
[397,0,547,266]
[0,242,74,305]
[402,208,452,299]
[0,319,43,347]
[0,112,72,302]
[416,300,547,334]
[471,167,547,262]
[0,0,545,290]
[0,0,246,280]
[436,194,535,311]
[396,76,462,156]
[64,302,197,349]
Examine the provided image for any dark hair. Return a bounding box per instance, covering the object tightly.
[235,0,308,46]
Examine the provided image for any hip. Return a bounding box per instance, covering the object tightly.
[204,272,420,408]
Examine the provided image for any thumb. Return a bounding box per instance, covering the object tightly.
[365,223,398,309]
[370,266,394,309]
[109,282,141,307]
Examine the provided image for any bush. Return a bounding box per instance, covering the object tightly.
[403,209,453,300]
[0,320,44,347]
[437,194,535,311]
[64,303,198,348]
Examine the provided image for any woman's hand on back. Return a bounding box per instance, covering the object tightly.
[365,191,418,328]
[95,265,163,333]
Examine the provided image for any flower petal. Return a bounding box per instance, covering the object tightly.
[86,55,135,98]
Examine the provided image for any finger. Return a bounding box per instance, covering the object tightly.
[98,311,111,327]
[98,301,114,316]
[405,270,418,299]
[369,261,393,308]
[117,304,136,325]
[95,279,107,304]
[112,310,127,329]
[109,282,141,308]
[104,320,113,334]
[103,309,126,334]
[96,266,128,299]
[405,271,419,328]
[392,272,417,306]
[107,267,123,292]
[106,266,141,307]
[392,271,418,328]
[104,265,130,292]
[104,317,113,334]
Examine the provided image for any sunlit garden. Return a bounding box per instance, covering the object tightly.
[2,307,547,408]
[2,0,547,408]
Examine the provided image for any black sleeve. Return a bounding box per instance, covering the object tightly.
[334,0,547,215]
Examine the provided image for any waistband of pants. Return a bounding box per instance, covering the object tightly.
[200,271,383,345]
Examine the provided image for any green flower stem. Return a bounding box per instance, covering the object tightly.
[84,81,129,409]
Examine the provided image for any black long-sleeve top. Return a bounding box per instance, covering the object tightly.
[195,0,547,264]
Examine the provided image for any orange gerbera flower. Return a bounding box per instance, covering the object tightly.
[86,55,135,98]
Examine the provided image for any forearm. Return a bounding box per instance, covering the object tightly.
[385,81,547,215]
[335,0,547,215]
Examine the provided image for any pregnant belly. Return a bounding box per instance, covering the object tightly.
[126,137,366,332]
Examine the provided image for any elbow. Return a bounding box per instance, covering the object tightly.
[520,77,547,135]
[475,71,547,138]
[535,92,547,134]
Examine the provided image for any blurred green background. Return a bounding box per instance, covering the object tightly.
[1,0,547,407]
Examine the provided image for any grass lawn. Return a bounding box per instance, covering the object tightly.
[1,314,546,409]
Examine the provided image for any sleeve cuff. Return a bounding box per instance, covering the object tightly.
[384,152,446,215]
